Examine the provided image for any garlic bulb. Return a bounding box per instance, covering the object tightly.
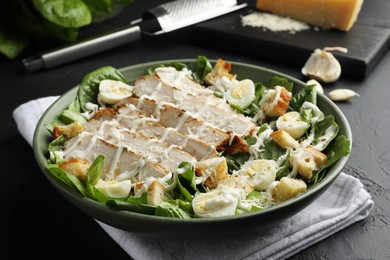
[302,47,347,83]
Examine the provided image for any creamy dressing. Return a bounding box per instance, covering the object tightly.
[194,123,208,138]
[134,177,155,197]
[270,86,282,109]
[301,101,324,123]
[192,185,240,218]
[55,62,340,218]
[82,102,99,119]
[312,124,338,151]
[106,145,124,180]
[249,128,273,159]
[159,127,174,143]
[174,111,191,131]
[200,145,217,161]
[129,117,158,132]
[288,147,304,178]
[137,67,256,139]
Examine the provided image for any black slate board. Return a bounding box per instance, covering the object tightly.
[192,0,390,81]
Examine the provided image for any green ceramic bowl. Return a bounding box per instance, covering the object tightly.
[33,59,352,239]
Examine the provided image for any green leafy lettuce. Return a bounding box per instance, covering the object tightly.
[0,0,135,59]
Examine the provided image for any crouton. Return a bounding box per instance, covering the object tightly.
[134,180,165,205]
[195,157,229,189]
[147,181,165,206]
[261,86,291,117]
[53,121,84,139]
[290,145,327,179]
[272,177,307,203]
[204,59,235,86]
[270,130,299,149]
[59,158,91,184]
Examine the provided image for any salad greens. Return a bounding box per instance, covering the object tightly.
[77,66,128,112]
[0,0,134,59]
[45,56,351,218]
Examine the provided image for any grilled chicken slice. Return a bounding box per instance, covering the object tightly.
[92,106,219,160]
[63,132,170,182]
[155,66,209,94]
[120,96,249,154]
[116,108,219,160]
[83,120,197,173]
[134,75,256,137]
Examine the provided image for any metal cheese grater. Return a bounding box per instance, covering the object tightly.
[23,0,247,72]
[141,0,246,34]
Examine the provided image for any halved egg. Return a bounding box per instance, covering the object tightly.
[276,111,309,139]
[192,186,240,218]
[98,80,134,105]
[225,79,255,109]
[238,159,277,190]
[94,179,132,198]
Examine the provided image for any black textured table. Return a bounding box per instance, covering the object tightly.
[1,1,389,259]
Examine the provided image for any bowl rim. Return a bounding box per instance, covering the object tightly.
[33,58,352,225]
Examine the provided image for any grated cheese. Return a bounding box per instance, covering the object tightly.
[241,12,310,33]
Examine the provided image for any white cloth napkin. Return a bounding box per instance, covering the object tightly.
[13,96,374,260]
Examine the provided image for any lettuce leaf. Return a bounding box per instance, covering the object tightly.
[192,55,213,83]
[77,66,127,112]
[289,84,316,112]
[46,164,87,196]
[174,162,197,202]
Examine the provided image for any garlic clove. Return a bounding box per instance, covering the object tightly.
[323,47,348,53]
[306,79,324,94]
[302,47,347,83]
[328,88,359,101]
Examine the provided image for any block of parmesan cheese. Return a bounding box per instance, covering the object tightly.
[256,0,364,31]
